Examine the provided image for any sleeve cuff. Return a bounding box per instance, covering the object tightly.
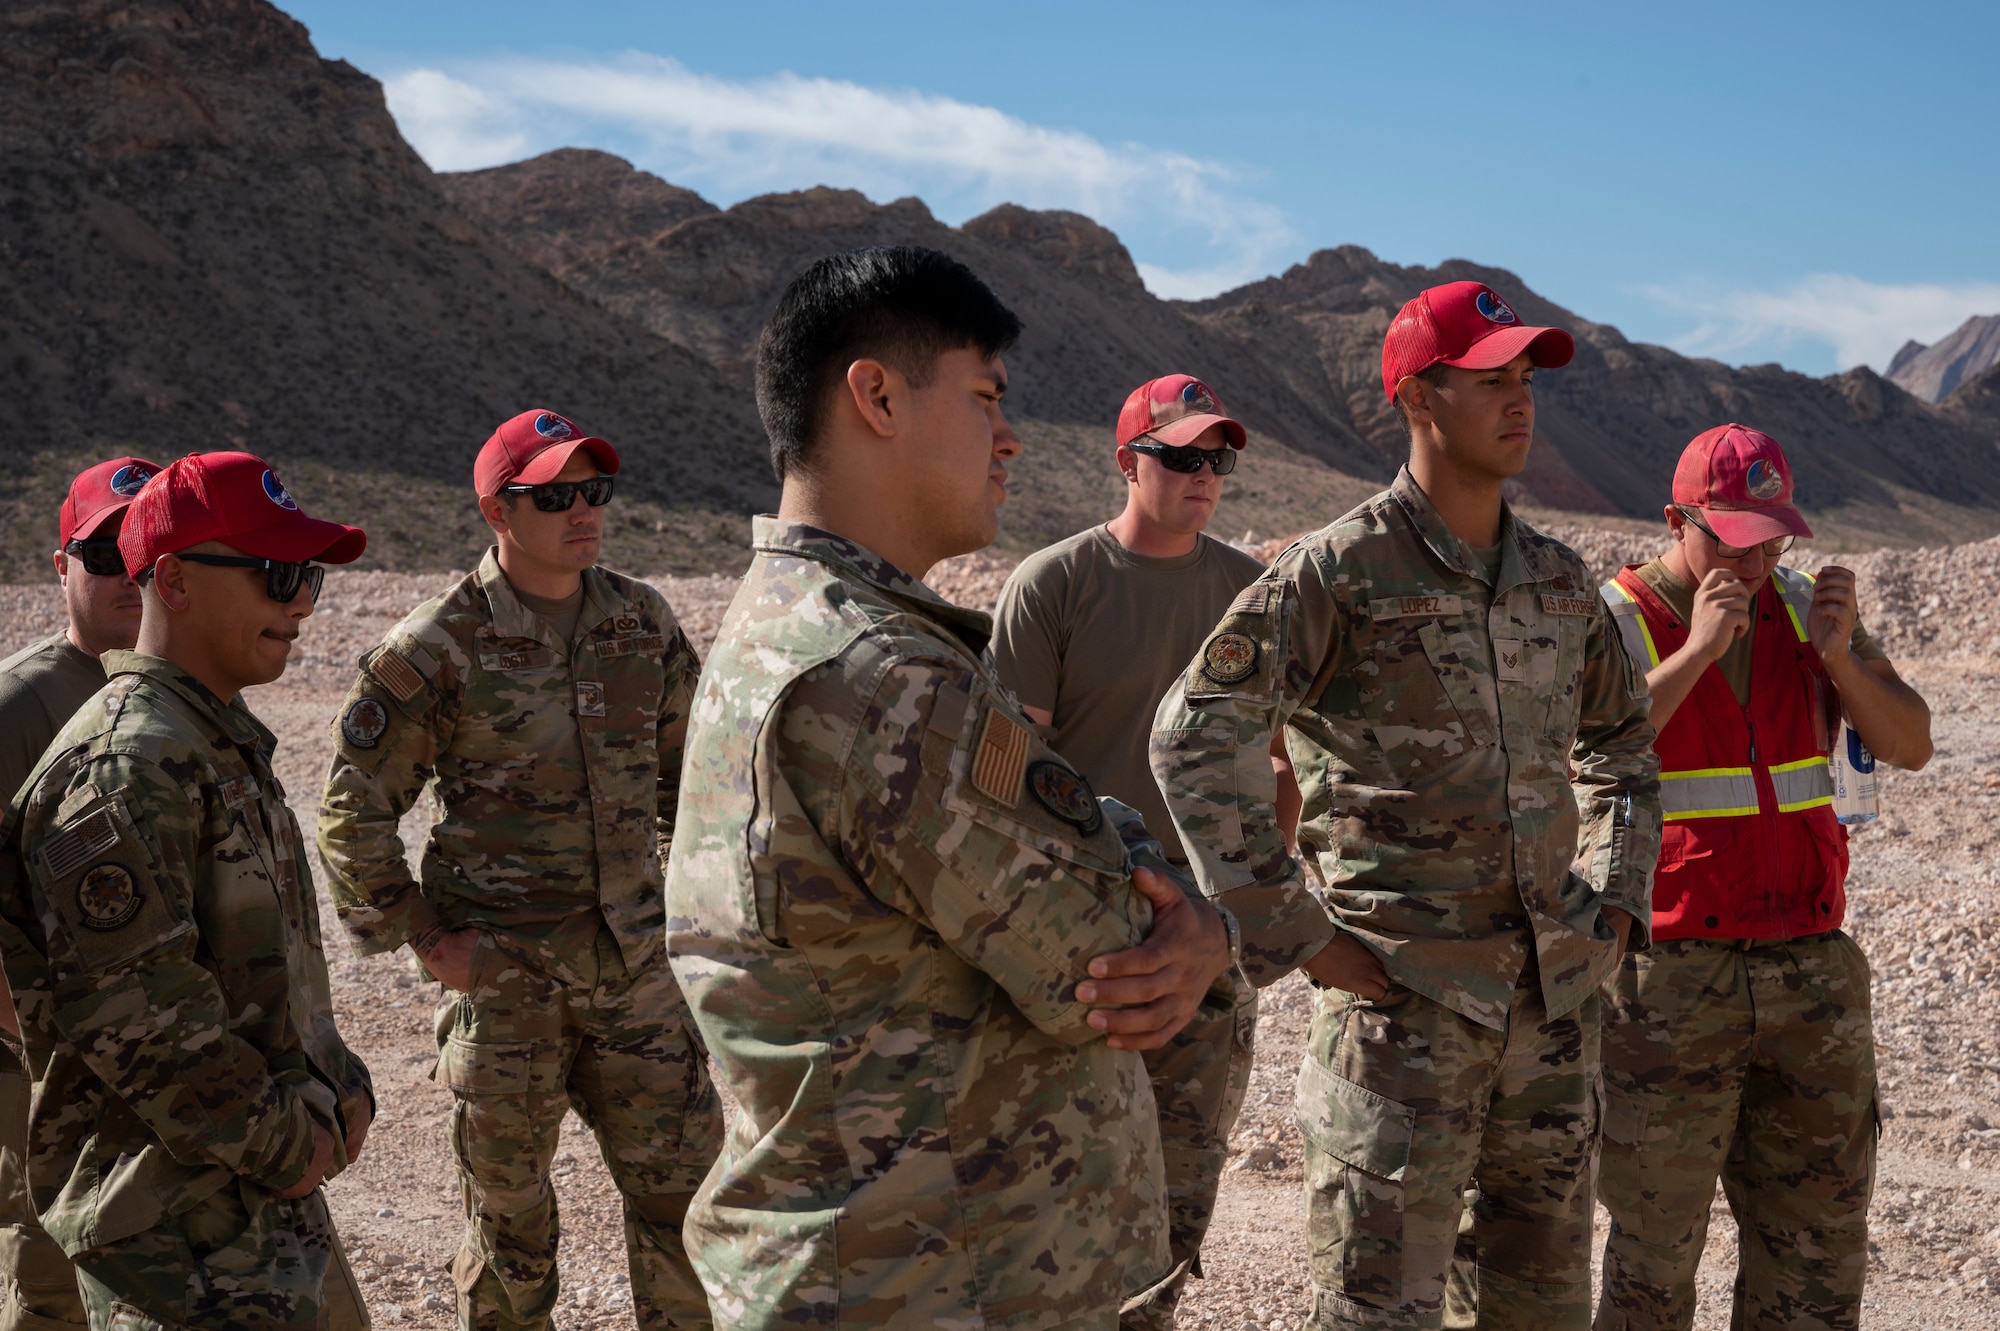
[1215,871,1337,987]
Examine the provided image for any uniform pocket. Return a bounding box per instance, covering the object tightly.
[435,1037,542,1097]
[1294,1054,1414,1183]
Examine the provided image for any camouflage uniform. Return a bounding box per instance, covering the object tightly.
[316,549,722,1331]
[1151,469,1661,1330]
[1595,936,1875,1331]
[0,652,372,1331]
[665,519,1173,1329]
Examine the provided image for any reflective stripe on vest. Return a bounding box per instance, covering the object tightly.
[1659,766,1759,820]
[1599,579,1661,669]
[1773,566,1816,644]
[1770,755,1834,812]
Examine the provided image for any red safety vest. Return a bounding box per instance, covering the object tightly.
[1600,566,1847,940]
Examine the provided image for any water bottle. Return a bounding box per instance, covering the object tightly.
[1828,722,1879,825]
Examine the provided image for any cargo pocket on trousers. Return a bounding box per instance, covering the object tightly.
[1295,1054,1415,1305]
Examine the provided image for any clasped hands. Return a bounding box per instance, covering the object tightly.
[1077,867,1234,1050]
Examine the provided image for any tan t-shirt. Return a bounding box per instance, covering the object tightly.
[0,633,106,809]
[1633,558,1886,704]
[990,525,1266,862]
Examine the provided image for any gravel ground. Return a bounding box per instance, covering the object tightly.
[1,530,1994,1329]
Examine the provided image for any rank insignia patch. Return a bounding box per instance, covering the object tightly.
[1027,761,1103,836]
[341,697,389,749]
[1201,631,1259,684]
[971,708,1032,807]
[76,864,141,930]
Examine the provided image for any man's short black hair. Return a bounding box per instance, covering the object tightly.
[755,246,1023,481]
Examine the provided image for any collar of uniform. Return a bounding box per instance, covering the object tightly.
[1389,466,1557,592]
[474,547,626,649]
[749,515,994,652]
[99,649,276,757]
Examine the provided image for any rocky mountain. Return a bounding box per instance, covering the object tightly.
[447,152,2000,547]
[1886,314,2000,404]
[0,0,770,578]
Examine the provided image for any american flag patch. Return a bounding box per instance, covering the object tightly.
[40,806,121,880]
[367,648,426,701]
[971,708,1032,807]
[1227,583,1269,616]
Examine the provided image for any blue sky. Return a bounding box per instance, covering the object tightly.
[285,0,2000,378]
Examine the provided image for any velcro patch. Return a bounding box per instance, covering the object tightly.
[217,775,259,810]
[366,648,426,702]
[341,697,390,749]
[478,645,556,671]
[1227,583,1270,617]
[1202,631,1260,684]
[971,708,1032,808]
[39,804,123,880]
[1368,594,1463,620]
[593,633,666,659]
[928,683,971,742]
[576,681,606,717]
[1541,594,1596,617]
[1494,638,1526,681]
[54,782,104,824]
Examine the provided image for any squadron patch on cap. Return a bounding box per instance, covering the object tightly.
[262,470,299,510]
[1201,631,1259,685]
[1027,761,1103,837]
[1475,290,1518,324]
[341,697,389,749]
[109,464,152,497]
[534,413,575,440]
[76,864,142,931]
[1746,458,1784,500]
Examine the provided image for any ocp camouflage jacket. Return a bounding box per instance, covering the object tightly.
[0,652,371,1253]
[1151,468,1662,1026]
[317,548,698,986]
[666,518,1171,1329]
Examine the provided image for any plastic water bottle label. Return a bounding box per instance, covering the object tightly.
[1829,723,1879,825]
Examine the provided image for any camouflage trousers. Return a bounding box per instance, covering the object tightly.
[66,1181,364,1331]
[433,928,724,1331]
[0,1039,84,1330]
[1297,972,1599,1331]
[1120,970,1258,1331]
[1595,931,1877,1331]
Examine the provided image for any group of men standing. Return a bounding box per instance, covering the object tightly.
[0,244,1930,1331]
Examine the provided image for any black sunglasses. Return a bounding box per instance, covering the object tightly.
[1674,506,1795,559]
[139,552,325,603]
[64,538,129,579]
[499,476,615,512]
[1126,440,1237,476]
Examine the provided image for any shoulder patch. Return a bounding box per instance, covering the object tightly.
[40,804,122,880]
[1540,594,1597,617]
[971,707,1032,808]
[1201,631,1260,684]
[1368,594,1464,620]
[366,647,426,702]
[341,697,389,749]
[75,864,142,930]
[33,794,187,971]
[1026,760,1103,836]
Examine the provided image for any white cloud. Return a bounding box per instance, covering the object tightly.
[1646,273,2000,372]
[381,54,1294,299]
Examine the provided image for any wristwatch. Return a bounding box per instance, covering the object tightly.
[1213,902,1242,969]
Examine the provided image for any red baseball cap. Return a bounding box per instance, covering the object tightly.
[473,409,621,496]
[1116,375,1247,449]
[59,456,163,546]
[1381,281,1575,401]
[119,452,367,579]
[1672,423,1813,547]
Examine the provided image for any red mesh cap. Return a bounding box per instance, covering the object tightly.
[473,409,621,496]
[59,456,163,546]
[1115,374,1247,449]
[1381,281,1575,401]
[119,452,367,579]
[1673,423,1814,547]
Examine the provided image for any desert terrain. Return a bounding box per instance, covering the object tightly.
[2,525,1995,1330]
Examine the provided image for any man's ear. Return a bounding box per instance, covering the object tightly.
[478,493,512,537]
[1115,443,1139,484]
[1395,375,1435,427]
[52,549,68,584]
[842,358,901,440]
[149,556,194,612]
[1663,505,1686,542]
